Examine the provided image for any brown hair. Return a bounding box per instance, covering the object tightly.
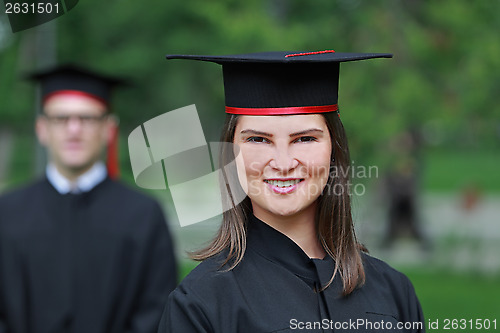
[191,112,366,296]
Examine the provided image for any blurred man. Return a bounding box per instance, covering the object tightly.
[383,128,428,249]
[0,65,177,333]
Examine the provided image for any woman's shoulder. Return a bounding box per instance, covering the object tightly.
[360,252,416,293]
[162,253,236,332]
[358,252,425,328]
[174,252,236,297]
[362,252,404,274]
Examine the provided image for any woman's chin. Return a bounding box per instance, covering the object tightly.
[264,206,302,218]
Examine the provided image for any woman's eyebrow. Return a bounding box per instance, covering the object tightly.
[239,129,273,137]
[289,128,324,137]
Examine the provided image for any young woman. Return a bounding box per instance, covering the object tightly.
[159,51,425,333]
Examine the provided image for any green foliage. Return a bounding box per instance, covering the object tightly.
[4,130,36,186]
[1,0,499,177]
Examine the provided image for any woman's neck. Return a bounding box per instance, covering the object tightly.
[253,204,326,259]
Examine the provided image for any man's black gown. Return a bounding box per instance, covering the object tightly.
[159,216,424,333]
[0,178,177,333]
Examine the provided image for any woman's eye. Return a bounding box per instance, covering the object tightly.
[246,136,270,143]
[294,136,317,143]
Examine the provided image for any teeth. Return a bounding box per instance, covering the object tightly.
[265,179,301,188]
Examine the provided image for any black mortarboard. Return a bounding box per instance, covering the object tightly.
[29,64,124,107]
[166,50,392,115]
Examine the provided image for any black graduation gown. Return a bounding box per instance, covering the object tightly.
[0,178,177,333]
[159,216,424,333]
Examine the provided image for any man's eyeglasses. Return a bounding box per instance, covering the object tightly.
[42,114,109,127]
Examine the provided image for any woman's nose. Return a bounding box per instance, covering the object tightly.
[269,147,299,172]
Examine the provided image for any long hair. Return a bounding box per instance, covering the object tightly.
[191,112,366,296]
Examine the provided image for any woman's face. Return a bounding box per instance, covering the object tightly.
[233,114,332,219]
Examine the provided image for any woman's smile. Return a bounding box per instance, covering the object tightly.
[264,178,305,194]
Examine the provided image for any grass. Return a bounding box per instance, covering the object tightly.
[423,148,500,193]
[402,267,500,318]
[179,260,199,281]
[402,267,500,331]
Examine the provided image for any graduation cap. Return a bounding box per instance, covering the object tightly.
[29,64,125,107]
[28,64,125,179]
[166,50,392,115]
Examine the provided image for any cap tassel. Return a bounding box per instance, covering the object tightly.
[285,50,336,58]
[107,123,120,179]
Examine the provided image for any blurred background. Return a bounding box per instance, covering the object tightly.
[1,0,499,327]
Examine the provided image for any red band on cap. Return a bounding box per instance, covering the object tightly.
[43,90,108,108]
[285,50,336,58]
[225,104,338,115]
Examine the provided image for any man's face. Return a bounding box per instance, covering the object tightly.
[36,94,113,177]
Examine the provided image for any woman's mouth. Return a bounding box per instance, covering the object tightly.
[264,178,304,194]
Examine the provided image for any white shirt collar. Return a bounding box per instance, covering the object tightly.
[46,162,107,194]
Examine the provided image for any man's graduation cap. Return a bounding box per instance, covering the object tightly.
[29,64,124,107]
[29,64,125,179]
[166,50,392,115]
